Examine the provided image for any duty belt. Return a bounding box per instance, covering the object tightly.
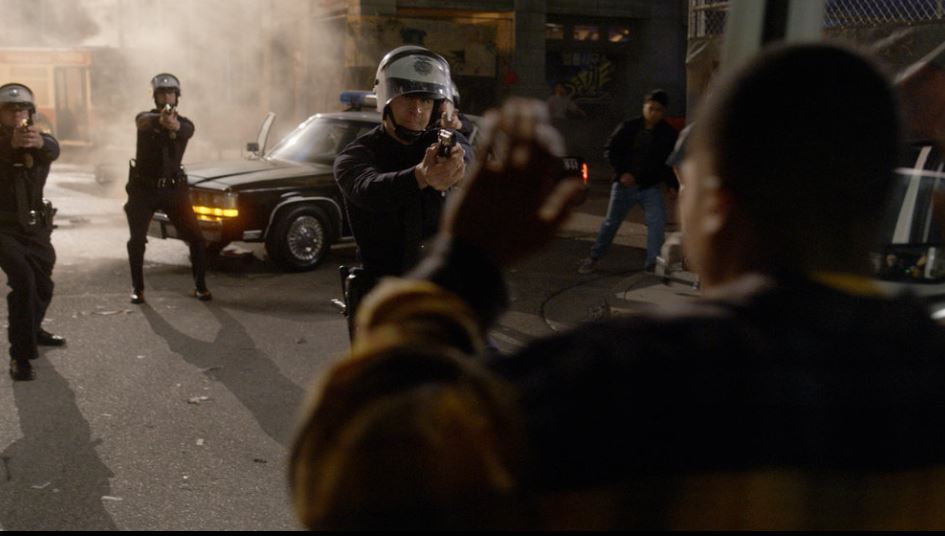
[155,177,180,189]
[0,207,42,228]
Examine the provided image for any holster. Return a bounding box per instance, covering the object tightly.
[41,198,56,231]
[340,266,380,341]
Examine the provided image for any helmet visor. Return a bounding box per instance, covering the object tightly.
[381,77,449,106]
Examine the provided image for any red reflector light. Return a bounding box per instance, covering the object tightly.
[581,163,589,184]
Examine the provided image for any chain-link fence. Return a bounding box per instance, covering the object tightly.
[688,0,728,39]
[690,0,945,39]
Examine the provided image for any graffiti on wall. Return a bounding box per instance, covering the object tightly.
[547,52,615,102]
[348,17,498,77]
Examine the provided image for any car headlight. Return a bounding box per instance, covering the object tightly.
[191,190,239,220]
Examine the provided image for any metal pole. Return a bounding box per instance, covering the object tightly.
[721,0,825,75]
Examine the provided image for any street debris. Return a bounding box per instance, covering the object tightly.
[31,482,51,490]
[102,496,123,502]
[196,438,205,446]
[296,337,307,344]
[92,309,133,316]
[187,396,211,405]
[253,458,268,464]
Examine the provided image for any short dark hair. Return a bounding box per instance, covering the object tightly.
[692,43,900,271]
[645,89,669,107]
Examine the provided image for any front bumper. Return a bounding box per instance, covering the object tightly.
[148,211,224,243]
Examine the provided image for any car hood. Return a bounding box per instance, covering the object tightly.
[184,159,333,189]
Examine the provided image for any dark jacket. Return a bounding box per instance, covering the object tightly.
[0,128,59,224]
[408,238,945,493]
[134,109,195,181]
[605,117,678,189]
[333,125,472,277]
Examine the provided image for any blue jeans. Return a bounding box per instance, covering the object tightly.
[589,182,666,267]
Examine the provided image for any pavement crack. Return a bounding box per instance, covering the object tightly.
[1,456,12,482]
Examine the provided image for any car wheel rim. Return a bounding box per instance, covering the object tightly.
[286,215,325,263]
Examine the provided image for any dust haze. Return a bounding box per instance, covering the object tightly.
[0,0,349,186]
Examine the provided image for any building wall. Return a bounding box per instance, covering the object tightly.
[342,0,687,166]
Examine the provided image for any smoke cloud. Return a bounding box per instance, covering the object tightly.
[0,0,348,177]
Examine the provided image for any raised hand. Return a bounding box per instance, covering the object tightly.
[441,98,584,267]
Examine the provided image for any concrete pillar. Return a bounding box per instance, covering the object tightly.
[511,0,547,99]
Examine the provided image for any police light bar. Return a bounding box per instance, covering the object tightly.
[339,91,377,110]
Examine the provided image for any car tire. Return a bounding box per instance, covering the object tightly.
[265,205,332,271]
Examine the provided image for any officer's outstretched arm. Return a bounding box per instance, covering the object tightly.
[175,117,195,141]
[34,133,59,163]
[334,146,425,211]
[136,112,159,131]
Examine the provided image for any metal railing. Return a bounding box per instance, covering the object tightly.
[690,0,945,39]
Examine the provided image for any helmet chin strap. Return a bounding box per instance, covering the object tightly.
[385,100,443,144]
[387,110,425,143]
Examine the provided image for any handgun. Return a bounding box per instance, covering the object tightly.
[436,129,456,158]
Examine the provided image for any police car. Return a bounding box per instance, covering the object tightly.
[652,141,945,321]
[870,142,945,320]
[148,91,589,271]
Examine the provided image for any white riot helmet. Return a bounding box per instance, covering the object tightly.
[449,79,461,108]
[0,83,35,112]
[151,73,181,93]
[374,46,451,140]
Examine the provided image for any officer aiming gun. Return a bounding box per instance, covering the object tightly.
[0,82,64,381]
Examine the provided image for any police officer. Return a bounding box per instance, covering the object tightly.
[0,83,64,381]
[441,80,476,139]
[125,73,210,304]
[334,46,470,330]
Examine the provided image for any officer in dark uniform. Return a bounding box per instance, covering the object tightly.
[0,83,64,381]
[334,46,470,333]
[125,73,210,304]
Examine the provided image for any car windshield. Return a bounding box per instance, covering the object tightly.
[266,117,375,165]
[872,144,945,283]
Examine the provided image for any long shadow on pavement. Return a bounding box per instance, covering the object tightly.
[140,302,305,447]
[0,362,118,530]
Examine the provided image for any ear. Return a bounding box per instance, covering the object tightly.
[699,176,734,237]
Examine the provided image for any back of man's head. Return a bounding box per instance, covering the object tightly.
[693,43,900,273]
[646,89,669,107]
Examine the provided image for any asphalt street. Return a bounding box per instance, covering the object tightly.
[0,166,690,530]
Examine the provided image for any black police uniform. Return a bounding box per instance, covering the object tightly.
[335,125,471,277]
[0,127,59,363]
[124,109,208,295]
[333,125,471,331]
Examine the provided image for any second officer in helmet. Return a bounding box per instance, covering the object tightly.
[0,83,64,381]
[124,73,210,304]
[334,46,471,324]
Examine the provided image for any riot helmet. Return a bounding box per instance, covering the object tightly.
[374,46,452,142]
[0,83,36,112]
[449,79,461,108]
[151,73,181,106]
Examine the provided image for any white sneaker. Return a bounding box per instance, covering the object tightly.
[577,257,597,274]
